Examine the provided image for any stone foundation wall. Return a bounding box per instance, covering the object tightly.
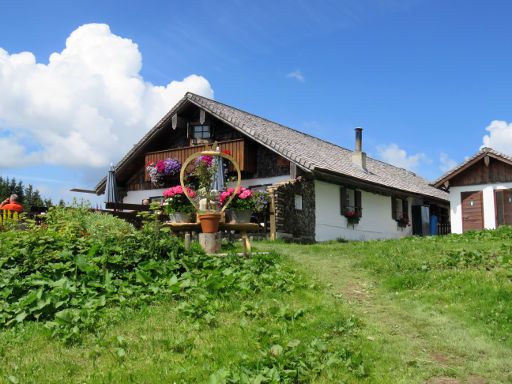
[269,175,315,243]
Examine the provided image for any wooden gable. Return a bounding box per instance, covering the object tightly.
[449,156,512,187]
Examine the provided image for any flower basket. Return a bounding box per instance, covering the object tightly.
[198,212,221,233]
[396,215,409,228]
[344,209,361,226]
[162,185,196,222]
[220,187,268,224]
[146,158,181,186]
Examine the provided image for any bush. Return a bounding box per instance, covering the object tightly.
[0,207,296,343]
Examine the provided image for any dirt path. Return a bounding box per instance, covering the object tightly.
[264,244,512,384]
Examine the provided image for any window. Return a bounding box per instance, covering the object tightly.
[192,125,211,140]
[340,187,362,217]
[294,194,303,210]
[392,196,409,220]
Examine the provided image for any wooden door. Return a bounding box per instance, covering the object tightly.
[461,191,484,232]
[495,189,512,226]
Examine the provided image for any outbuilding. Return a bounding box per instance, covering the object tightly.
[433,147,512,233]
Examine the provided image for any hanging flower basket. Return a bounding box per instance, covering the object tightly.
[146,158,181,186]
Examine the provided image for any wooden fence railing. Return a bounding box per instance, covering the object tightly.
[437,222,451,236]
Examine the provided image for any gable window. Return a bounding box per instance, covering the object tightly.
[340,187,362,218]
[192,125,211,140]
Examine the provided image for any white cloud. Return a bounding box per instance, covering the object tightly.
[377,143,430,171]
[286,69,305,82]
[482,120,512,155]
[0,23,214,169]
[439,152,457,173]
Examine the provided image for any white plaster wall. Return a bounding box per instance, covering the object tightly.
[123,175,291,204]
[449,182,512,234]
[314,180,412,241]
[124,188,168,204]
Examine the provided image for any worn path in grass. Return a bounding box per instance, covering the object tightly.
[257,241,512,384]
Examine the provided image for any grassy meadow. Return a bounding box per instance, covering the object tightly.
[0,209,511,383]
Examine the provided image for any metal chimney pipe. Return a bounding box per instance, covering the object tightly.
[355,127,363,152]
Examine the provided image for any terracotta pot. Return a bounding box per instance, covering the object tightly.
[169,212,193,223]
[227,209,252,224]
[198,213,221,233]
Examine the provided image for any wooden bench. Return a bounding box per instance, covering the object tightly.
[164,222,259,256]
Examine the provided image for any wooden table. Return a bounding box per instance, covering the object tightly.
[163,222,259,256]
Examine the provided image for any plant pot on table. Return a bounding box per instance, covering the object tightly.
[226,209,252,224]
[198,212,222,233]
[168,212,194,223]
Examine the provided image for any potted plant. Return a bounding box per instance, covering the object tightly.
[162,185,196,223]
[343,209,361,226]
[146,158,181,186]
[396,214,409,228]
[220,187,268,223]
[193,154,222,233]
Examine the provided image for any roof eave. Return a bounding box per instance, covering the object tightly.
[314,167,449,203]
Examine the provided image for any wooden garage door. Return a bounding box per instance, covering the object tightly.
[461,191,484,232]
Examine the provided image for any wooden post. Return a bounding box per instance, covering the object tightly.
[269,190,276,241]
[241,232,252,257]
[184,232,191,251]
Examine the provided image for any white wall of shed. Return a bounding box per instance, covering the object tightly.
[314,180,412,241]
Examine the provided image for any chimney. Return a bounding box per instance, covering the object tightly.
[352,127,367,170]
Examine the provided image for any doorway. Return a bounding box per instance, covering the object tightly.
[461,191,484,232]
[495,189,512,227]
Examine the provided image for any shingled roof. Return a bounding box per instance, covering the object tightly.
[96,92,448,201]
[433,147,512,188]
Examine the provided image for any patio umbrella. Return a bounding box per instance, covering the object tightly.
[211,148,225,192]
[104,163,119,206]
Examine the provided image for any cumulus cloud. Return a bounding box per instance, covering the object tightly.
[0,23,213,169]
[286,69,305,82]
[377,143,430,171]
[481,120,512,155]
[439,152,457,173]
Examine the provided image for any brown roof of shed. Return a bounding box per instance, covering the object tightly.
[433,147,512,188]
[96,92,448,201]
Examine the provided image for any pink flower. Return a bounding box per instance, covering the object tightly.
[155,160,166,173]
[187,188,196,198]
[226,187,235,194]
[239,190,252,199]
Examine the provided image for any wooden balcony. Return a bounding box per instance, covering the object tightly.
[144,139,255,181]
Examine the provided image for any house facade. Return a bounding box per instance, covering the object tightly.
[433,147,512,234]
[95,93,449,242]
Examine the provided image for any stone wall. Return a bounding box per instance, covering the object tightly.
[269,175,315,243]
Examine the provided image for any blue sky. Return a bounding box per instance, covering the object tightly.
[1,0,512,203]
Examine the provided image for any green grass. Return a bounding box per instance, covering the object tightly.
[255,229,512,383]
[2,223,512,383]
[0,256,369,383]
